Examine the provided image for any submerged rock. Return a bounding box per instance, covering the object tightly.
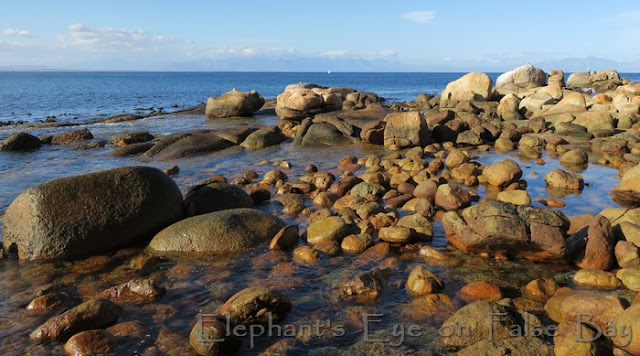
[64,329,116,356]
[3,166,184,261]
[218,287,291,325]
[190,317,240,355]
[406,265,444,295]
[150,133,234,161]
[51,128,93,145]
[30,300,122,341]
[149,208,286,253]
[0,132,41,151]
[442,200,570,262]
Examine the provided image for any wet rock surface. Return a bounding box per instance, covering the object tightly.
[3,72,640,354]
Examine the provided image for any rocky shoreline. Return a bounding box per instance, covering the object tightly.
[2,64,640,355]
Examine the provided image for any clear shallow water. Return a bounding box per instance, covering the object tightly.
[0,72,635,354]
[0,119,627,354]
[4,71,639,124]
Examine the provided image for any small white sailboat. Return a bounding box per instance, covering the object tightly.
[327,70,331,74]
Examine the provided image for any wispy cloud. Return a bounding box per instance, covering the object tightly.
[606,9,640,23]
[401,11,436,24]
[2,28,31,37]
[379,49,397,57]
[58,24,166,50]
[203,46,294,57]
[322,50,348,57]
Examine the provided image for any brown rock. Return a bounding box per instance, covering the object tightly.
[218,287,291,325]
[456,281,502,303]
[64,329,116,356]
[483,159,522,188]
[435,183,471,211]
[306,216,350,245]
[269,225,299,250]
[544,168,584,190]
[554,322,599,356]
[26,292,76,313]
[573,269,622,290]
[567,215,615,270]
[341,268,386,300]
[341,234,373,254]
[30,300,122,341]
[293,246,319,265]
[51,129,93,145]
[406,266,444,295]
[610,303,640,355]
[383,112,431,149]
[190,317,240,355]
[611,163,640,208]
[378,226,413,244]
[545,290,626,331]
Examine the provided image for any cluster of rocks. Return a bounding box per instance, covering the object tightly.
[3,64,640,354]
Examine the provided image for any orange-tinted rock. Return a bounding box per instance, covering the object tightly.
[64,329,116,356]
[457,281,502,303]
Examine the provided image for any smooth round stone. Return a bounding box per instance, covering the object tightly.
[406,265,444,295]
[306,216,350,245]
[341,234,373,254]
[293,246,319,265]
[616,268,640,291]
[573,269,622,290]
[378,226,413,244]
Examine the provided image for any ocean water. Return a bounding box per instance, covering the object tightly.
[0,72,480,124]
[3,71,639,125]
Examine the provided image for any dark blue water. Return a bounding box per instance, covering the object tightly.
[0,72,486,123]
[3,71,639,124]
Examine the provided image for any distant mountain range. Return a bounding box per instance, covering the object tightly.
[1,56,638,73]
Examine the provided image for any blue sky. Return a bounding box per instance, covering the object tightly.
[1,0,640,71]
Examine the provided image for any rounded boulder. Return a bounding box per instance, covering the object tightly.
[3,166,184,261]
[149,208,286,253]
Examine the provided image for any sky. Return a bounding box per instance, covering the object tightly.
[1,0,640,71]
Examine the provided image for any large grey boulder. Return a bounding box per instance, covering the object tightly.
[240,127,286,150]
[149,208,286,253]
[3,166,184,261]
[205,90,265,118]
[495,64,547,88]
[149,133,234,161]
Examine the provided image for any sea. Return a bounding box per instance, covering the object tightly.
[0,71,636,215]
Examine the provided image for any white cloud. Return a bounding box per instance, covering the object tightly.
[204,46,294,57]
[2,28,31,37]
[322,50,348,57]
[402,11,436,24]
[607,10,640,23]
[58,24,166,50]
[378,49,397,57]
